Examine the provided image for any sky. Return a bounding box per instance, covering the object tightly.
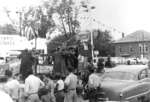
[0,0,150,40]
[91,0,150,34]
[0,0,42,24]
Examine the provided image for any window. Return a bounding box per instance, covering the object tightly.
[145,46,148,52]
[130,47,134,52]
[139,46,142,52]
[139,69,148,80]
[119,47,122,52]
[139,43,148,53]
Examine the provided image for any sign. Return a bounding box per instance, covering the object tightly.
[77,31,90,42]
[0,35,30,51]
[37,65,53,74]
[94,50,99,56]
[0,35,17,49]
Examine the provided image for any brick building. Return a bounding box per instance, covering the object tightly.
[114,30,150,59]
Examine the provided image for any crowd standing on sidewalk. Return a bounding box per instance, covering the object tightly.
[0,48,109,102]
[2,62,105,102]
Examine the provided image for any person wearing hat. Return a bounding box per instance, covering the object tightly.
[97,58,105,73]
[64,66,78,102]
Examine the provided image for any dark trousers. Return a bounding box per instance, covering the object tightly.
[88,88,97,102]
[55,90,64,102]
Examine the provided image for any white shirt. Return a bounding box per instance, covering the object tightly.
[64,73,77,89]
[88,73,101,88]
[25,74,44,94]
[5,79,20,99]
[0,91,13,102]
[57,79,64,91]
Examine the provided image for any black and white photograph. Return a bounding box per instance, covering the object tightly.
[0,0,150,102]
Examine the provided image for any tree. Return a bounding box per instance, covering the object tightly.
[22,0,80,41]
[93,29,115,56]
[0,24,18,34]
[46,0,81,53]
[23,6,55,40]
[47,32,78,54]
[53,0,80,35]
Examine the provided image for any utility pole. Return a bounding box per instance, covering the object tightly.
[16,11,22,36]
[82,0,95,61]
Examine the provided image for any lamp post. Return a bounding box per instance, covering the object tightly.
[82,1,95,60]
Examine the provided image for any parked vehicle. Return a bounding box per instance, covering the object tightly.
[101,65,150,102]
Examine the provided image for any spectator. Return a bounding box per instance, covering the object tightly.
[88,68,101,89]
[20,49,34,81]
[43,74,56,102]
[86,57,94,72]
[127,60,131,65]
[38,87,55,102]
[24,71,44,102]
[88,68,101,102]
[55,73,65,102]
[4,72,20,102]
[97,58,105,73]
[64,66,78,102]
[0,90,14,102]
[105,56,113,68]
[76,86,84,102]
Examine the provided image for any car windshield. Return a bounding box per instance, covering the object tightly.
[102,71,136,81]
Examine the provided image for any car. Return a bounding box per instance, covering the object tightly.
[126,58,137,65]
[100,65,150,102]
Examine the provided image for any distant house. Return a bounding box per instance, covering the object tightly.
[114,30,150,59]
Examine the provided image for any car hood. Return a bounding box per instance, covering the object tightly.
[101,79,136,101]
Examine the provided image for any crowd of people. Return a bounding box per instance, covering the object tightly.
[0,47,114,102]
[1,55,108,102]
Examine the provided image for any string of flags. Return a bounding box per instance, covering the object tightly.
[78,15,124,35]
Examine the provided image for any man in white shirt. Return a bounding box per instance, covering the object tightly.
[57,79,64,90]
[0,90,14,102]
[55,73,64,102]
[64,67,78,102]
[5,73,21,102]
[88,68,101,102]
[56,74,64,91]
[88,74,101,88]
[25,72,44,102]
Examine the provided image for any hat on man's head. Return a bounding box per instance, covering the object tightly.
[67,66,74,72]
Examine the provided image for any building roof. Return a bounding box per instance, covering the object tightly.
[114,30,150,43]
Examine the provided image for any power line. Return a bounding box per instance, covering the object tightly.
[79,15,123,35]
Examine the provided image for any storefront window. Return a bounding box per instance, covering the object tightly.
[119,47,122,52]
